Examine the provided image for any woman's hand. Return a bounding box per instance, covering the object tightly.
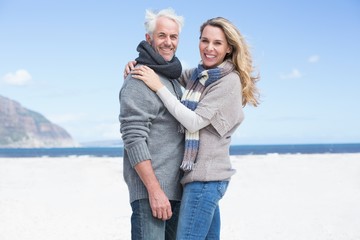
[123,60,137,79]
[131,65,164,92]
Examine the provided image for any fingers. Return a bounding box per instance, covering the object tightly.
[149,194,173,221]
[166,207,173,219]
[123,70,129,79]
[152,205,172,221]
[123,61,137,79]
[130,60,137,68]
[131,66,153,77]
[131,66,148,78]
[123,65,132,79]
[130,68,143,78]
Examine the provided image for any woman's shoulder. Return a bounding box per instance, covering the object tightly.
[226,71,241,81]
[217,71,241,87]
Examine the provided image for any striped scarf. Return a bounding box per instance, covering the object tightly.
[180,60,235,172]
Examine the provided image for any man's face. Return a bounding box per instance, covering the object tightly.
[146,17,179,62]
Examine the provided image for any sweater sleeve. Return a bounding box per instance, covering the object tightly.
[195,72,244,137]
[157,86,210,133]
[119,77,158,167]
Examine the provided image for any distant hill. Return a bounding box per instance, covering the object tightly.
[0,95,77,148]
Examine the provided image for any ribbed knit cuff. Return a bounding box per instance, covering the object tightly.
[126,141,152,167]
[196,108,228,137]
[208,116,228,137]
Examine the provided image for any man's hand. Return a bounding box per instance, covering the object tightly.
[148,185,173,221]
[134,160,172,221]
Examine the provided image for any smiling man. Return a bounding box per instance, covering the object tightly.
[118,8,185,240]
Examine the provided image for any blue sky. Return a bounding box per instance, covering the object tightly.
[1,0,359,145]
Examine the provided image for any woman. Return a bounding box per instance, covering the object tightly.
[129,17,259,239]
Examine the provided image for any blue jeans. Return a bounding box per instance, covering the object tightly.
[176,181,229,240]
[130,199,180,240]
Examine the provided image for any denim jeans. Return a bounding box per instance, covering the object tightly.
[176,181,229,240]
[130,199,180,240]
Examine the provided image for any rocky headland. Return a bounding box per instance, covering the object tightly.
[0,95,77,148]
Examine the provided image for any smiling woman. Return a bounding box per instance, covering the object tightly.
[199,25,232,69]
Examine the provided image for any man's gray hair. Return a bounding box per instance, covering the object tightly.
[144,8,184,35]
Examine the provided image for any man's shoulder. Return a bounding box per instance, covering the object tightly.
[121,75,154,95]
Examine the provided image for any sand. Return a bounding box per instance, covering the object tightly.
[1,153,359,239]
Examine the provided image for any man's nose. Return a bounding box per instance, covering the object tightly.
[164,36,171,45]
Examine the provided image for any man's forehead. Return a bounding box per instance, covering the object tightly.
[155,30,179,36]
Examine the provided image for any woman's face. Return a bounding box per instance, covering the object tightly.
[199,25,231,69]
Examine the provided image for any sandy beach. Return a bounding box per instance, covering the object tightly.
[1,153,359,240]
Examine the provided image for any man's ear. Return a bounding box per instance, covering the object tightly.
[145,33,152,43]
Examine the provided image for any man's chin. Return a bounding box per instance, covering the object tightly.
[160,53,175,62]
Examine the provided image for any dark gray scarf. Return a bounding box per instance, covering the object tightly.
[135,40,182,79]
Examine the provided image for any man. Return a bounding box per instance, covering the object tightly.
[118,8,185,240]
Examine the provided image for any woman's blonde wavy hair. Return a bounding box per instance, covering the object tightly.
[200,17,260,107]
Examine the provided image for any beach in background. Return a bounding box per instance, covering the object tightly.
[1,153,359,240]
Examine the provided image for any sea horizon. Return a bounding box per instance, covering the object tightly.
[0,143,359,158]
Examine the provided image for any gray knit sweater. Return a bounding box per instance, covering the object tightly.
[119,69,184,203]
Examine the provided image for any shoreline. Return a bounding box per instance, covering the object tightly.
[1,143,359,158]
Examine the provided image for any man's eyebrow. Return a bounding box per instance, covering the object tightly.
[156,31,178,36]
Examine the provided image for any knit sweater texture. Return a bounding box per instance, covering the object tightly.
[178,68,244,185]
[119,67,184,203]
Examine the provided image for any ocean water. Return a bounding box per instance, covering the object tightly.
[0,143,359,158]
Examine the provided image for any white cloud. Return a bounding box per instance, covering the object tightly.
[308,55,320,63]
[2,69,32,85]
[280,68,302,79]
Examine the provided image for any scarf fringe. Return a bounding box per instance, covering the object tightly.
[178,124,185,133]
[180,161,194,172]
